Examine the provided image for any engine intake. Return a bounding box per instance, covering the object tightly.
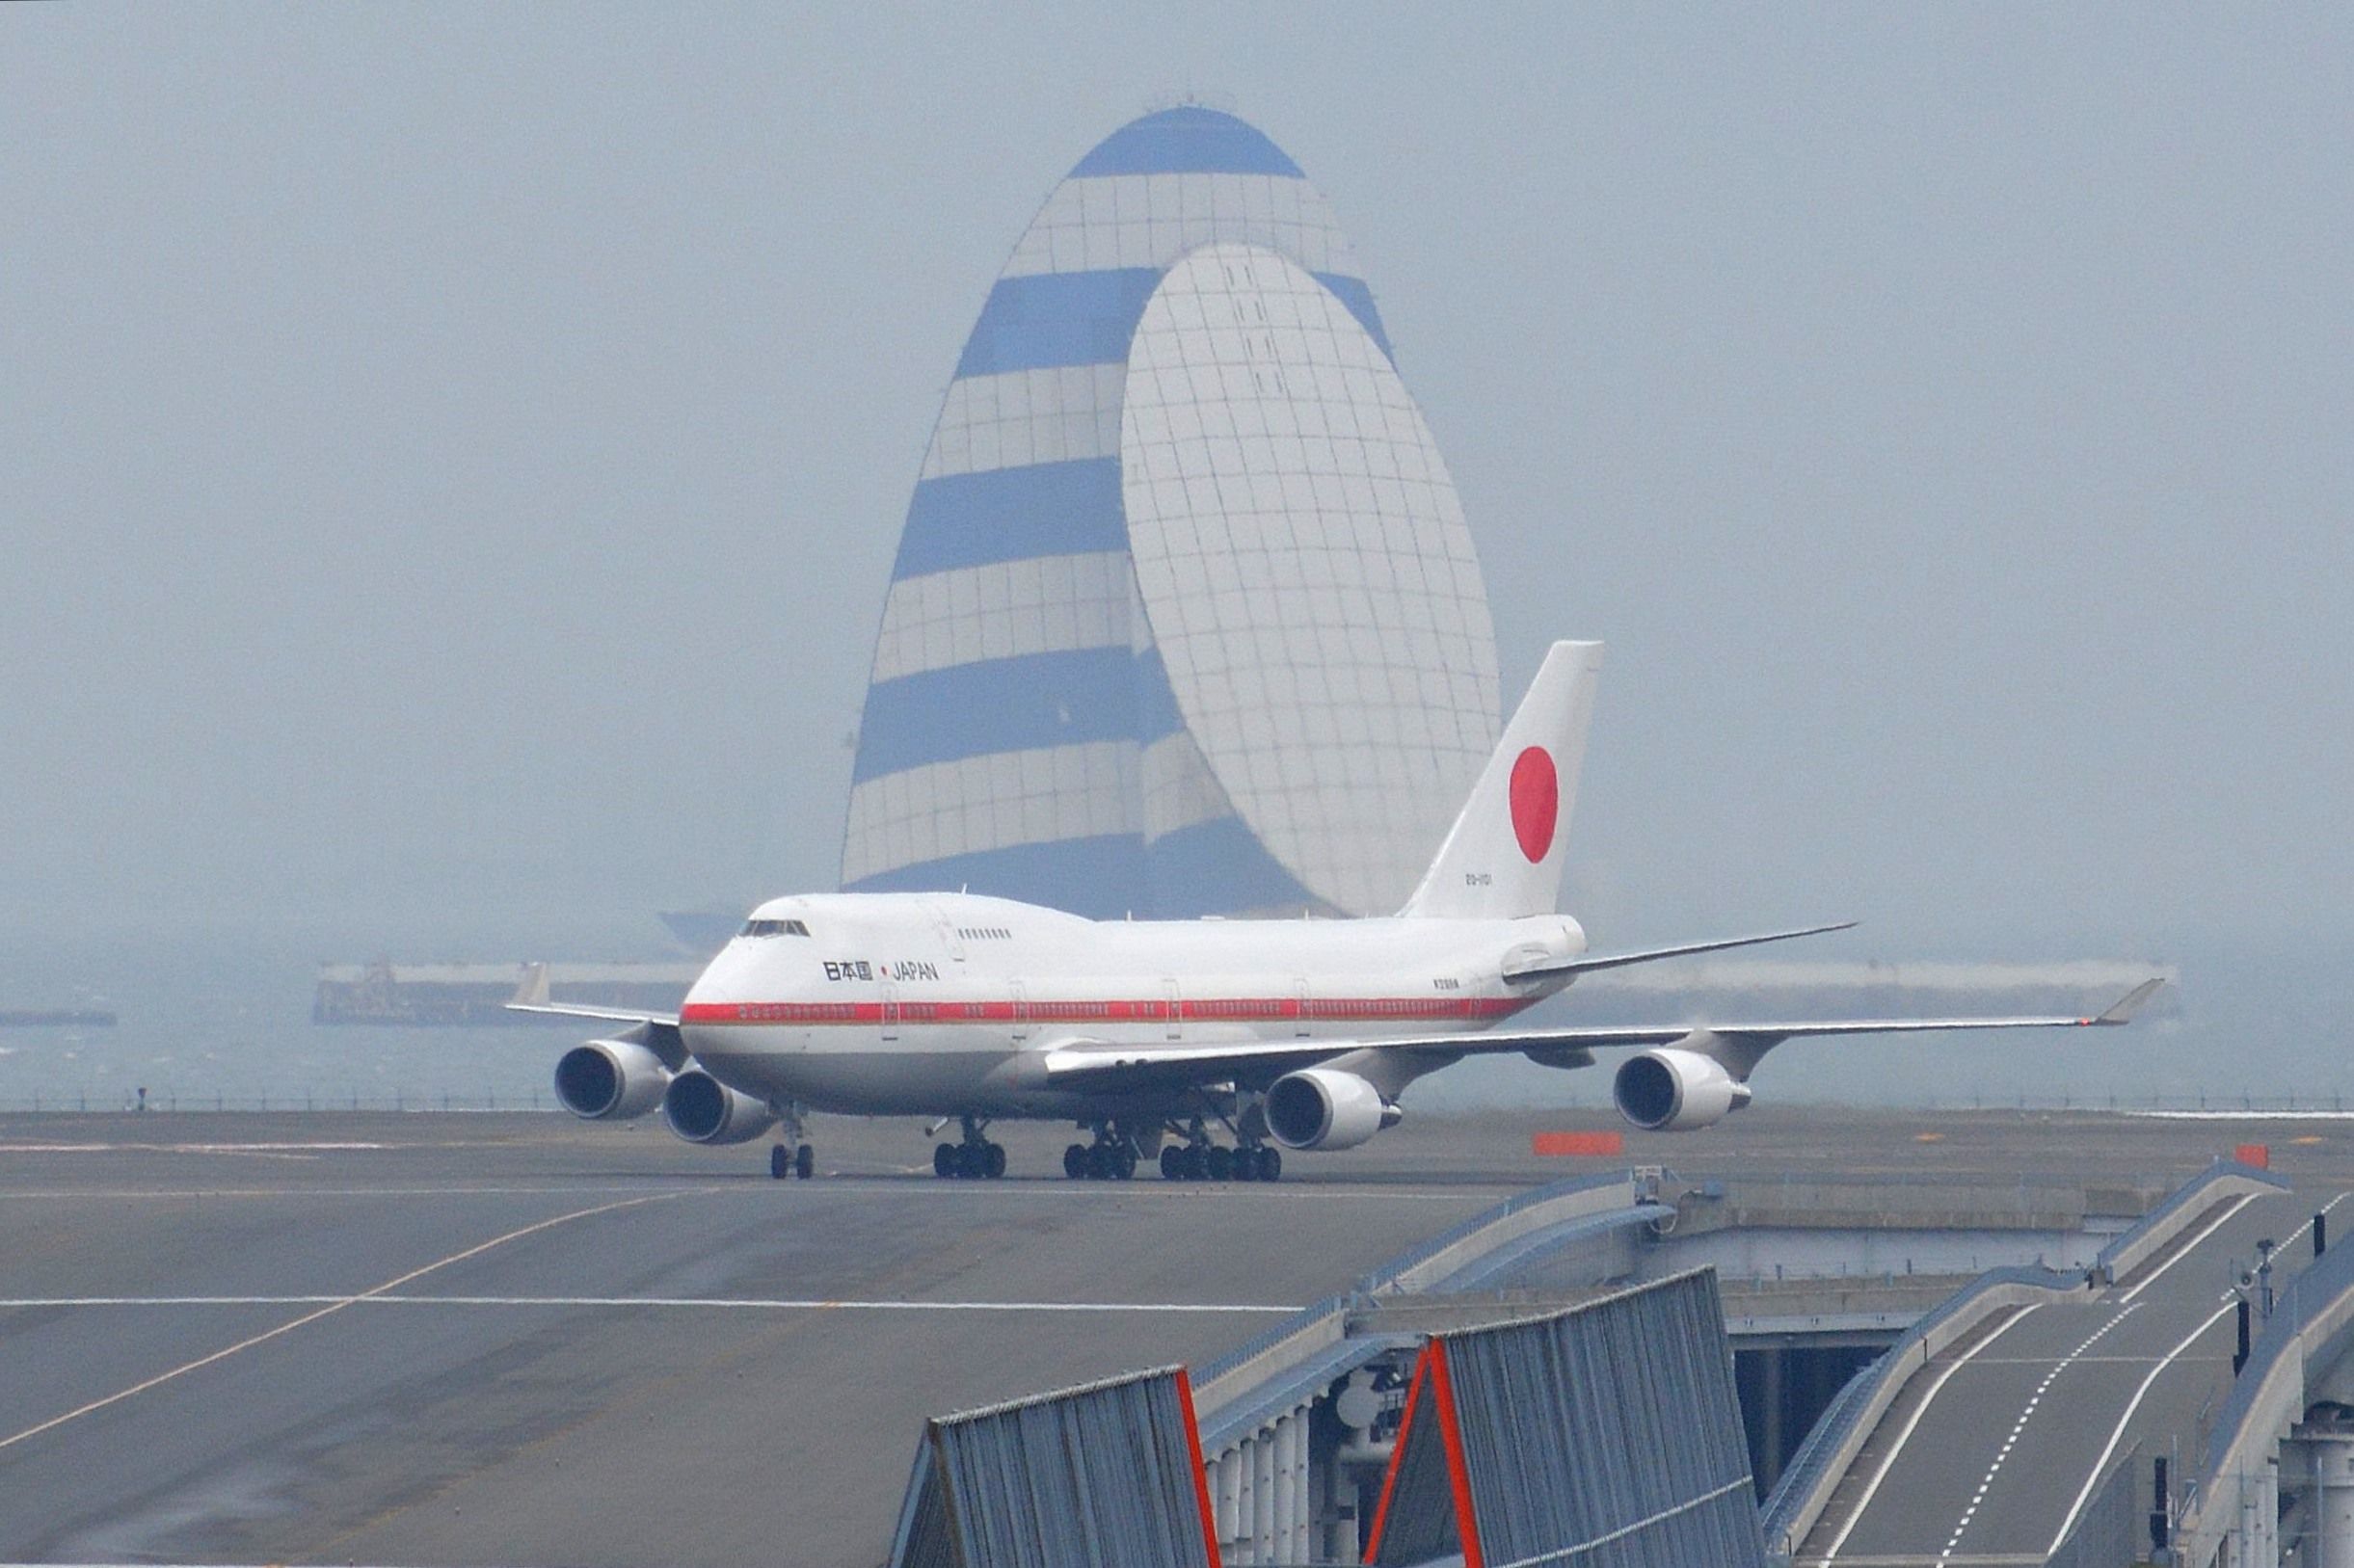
[1265,1068,1398,1152]
[662,1071,778,1146]
[553,1038,672,1121]
[1612,1048,1752,1132]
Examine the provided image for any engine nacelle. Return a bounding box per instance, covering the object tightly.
[1612,1048,1752,1131]
[1265,1068,1398,1152]
[662,1070,779,1146]
[552,1038,672,1121]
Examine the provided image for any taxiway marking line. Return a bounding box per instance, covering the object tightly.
[1818,1304,2041,1564]
[0,1188,696,1454]
[2116,1192,2257,1303]
[0,1294,1299,1314]
[2046,1190,2352,1554]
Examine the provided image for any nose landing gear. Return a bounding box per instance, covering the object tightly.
[768,1104,815,1180]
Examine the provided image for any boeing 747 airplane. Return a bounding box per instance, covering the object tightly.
[518,642,2159,1181]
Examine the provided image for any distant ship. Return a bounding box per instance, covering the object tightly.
[313,959,699,1026]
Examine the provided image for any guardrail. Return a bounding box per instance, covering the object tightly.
[0,1092,555,1114]
[1759,1262,2088,1553]
[1763,1159,2287,1556]
[1190,1170,1642,1438]
[1358,1170,1637,1296]
[2175,1228,2354,1567]
[2093,1157,2284,1286]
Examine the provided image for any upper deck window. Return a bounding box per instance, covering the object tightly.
[740,917,811,938]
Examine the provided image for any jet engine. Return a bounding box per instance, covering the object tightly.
[552,1038,672,1121]
[1265,1068,1398,1152]
[661,1070,778,1146]
[1612,1048,1752,1132]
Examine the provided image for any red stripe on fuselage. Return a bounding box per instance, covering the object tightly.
[678,996,1534,1026]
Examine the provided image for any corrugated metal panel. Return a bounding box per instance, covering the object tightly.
[1368,1269,1765,1568]
[886,1366,1218,1568]
[1367,1360,1461,1567]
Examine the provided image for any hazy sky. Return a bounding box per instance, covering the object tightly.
[5,6,2348,963]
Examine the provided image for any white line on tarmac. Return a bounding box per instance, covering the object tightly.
[0,1188,702,1454]
[0,1294,1299,1315]
[1817,1304,2042,1564]
[2117,1192,2258,1303]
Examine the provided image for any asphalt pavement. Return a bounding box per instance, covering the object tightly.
[3,1103,2346,1567]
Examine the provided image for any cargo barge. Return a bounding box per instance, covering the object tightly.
[313,960,700,1025]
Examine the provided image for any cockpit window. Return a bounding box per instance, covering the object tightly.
[739,917,811,938]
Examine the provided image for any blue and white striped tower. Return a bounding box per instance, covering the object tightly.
[843,107,1499,919]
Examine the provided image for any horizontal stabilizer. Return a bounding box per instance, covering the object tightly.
[1503,921,1857,983]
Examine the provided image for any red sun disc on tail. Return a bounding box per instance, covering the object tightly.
[1509,747,1558,863]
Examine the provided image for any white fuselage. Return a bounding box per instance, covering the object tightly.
[678,891,1586,1120]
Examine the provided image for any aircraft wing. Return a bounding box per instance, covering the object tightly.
[1501,920,1856,982]
[1038,979,2166,1092]
[505,1001,682,1026]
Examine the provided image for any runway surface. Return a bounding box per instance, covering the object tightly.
[2,1103,2347,1566]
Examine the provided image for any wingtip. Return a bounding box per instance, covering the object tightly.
[2093,977,2166,1024]
[509,962,551,1008]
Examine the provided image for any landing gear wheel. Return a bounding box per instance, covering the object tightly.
[1257,1147,1281,1182]
[795,1143,815,1180]
[1184,1145,1210,1181]
[1161,1146,1183,1181]
[934,1142,958,1180]
[984,1141,1007,1180]
[1114,1147,1137,1181]
[770,1144,790,1181]
[1207,1145,1234,1181]
[1064,1143,1088,1180]
[959,1143,988,1179]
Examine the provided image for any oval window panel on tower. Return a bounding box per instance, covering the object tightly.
[1122,243,1501,915]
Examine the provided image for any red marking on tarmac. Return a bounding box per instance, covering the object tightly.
[1509,746,1557,863]
[1532,1129,1623,1157]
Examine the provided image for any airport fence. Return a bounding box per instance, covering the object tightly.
[0,1091,556,1114]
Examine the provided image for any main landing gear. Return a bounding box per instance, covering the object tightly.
[1159,1120,1281,1183]
[1063,1124,1139,1181]
[769,1104,815,1180]
[934,1115,1007,1180]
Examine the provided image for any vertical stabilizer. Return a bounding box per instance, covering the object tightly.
[1400,641,1603,918]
